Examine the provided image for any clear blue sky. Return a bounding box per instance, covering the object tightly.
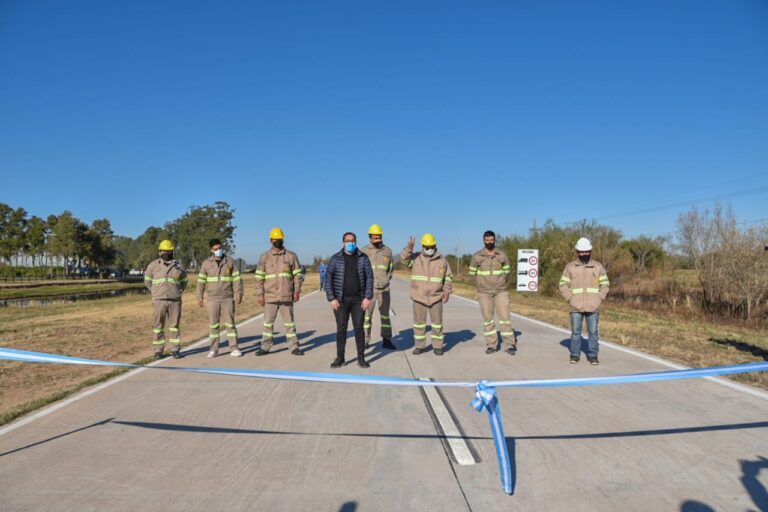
[1,0,766,263]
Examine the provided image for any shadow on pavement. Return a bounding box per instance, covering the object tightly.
[740,455,768,512]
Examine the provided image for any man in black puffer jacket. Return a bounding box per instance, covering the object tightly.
[325,232,374,369]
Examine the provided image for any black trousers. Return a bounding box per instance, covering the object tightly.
[334,296,366,359]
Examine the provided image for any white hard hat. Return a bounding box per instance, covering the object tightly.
[575,237,593,251]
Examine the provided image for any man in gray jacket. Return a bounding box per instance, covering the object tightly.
[144,240,187,360]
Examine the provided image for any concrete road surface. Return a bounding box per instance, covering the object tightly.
[2,278,768,512]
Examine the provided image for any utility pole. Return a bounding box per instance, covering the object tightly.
[455,238,461,275]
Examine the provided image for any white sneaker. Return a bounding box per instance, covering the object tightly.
[207,350,217,358]
[230,349,243,357]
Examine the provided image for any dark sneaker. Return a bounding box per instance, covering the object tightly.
[172,351,182,359]
[382,339,396,350]
[291,348,305,356]
[434,348,444,356]
[330,357,344,368]
[485,347,496,355]
[570,355,580,364]
[588,357,600,366]
[505,347,517,356]
[256,348,270,356]
[412,348,424,355]
[153,352,164,360]
[357,359,370,368]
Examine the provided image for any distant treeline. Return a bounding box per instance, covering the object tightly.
[0,201,235,275]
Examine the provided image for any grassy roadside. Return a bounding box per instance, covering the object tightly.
[441,275,768,389]
[0,273,319,426]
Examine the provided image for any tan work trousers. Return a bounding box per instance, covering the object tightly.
[208,299,238,352]
[261,301,298,351]
[478,291,515,350]
[364,290,392,342]
[152,299,182,353]
[413,301,444,349]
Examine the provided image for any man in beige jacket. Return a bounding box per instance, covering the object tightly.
[254,228,304,356]
[401,233,453,356]
[144,239,187,360]
[468,230,515,355]
[559,237,610,365]
[197,238,244,358]
[361,224,396,350]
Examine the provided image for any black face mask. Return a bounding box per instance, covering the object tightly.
[160,252,173,262]
[372,241,383,249]
[484,242,495,251]
[272,240,284,250]
[578,254,591,264]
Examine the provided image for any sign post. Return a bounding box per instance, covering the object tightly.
[516,249,539,292]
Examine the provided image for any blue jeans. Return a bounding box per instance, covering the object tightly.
[320,274,327,292]
[570,311,599,358]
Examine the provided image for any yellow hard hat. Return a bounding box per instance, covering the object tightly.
[269,228,284,240]
[421,233,437,246]
[158,240,174,251]
[368,224,383,236]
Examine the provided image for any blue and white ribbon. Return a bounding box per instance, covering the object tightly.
[2,346,768,496]
[472,381,512,494]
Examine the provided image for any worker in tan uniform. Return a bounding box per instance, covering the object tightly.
[197,238,244,358]
[361,224,396,350]
[401,233,453,356]
[254,228,304,356]
[144,240,188,360]
[559,237,610,365]
[468,230,516,355]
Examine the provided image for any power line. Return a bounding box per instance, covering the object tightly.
[565,184,768,225]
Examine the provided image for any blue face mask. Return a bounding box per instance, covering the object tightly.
[214,249,224,258]
[345,242,357,253]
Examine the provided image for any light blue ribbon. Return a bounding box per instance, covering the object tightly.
[2,346,768,496]
[472,381,512,494]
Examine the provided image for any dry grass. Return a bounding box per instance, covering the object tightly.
[0,273,319,425]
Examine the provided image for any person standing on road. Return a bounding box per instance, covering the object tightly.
[197,238,244,358]
[468,230,516,355]
[401,234,453,356]
[254,228,305,356]
[144,240,188,360]
[318,258,329,291]
[559,237,610,365]
[361,224,396,350]
[325,232,374,369]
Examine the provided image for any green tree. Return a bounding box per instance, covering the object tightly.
[166,201,236,268]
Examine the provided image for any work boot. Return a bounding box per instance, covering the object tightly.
[291,348,305,356]
[485,347,496,355]
[588,357,600,366]
[382,338,396,350]
[172,351,182,359]
[365,340,371,349]
[434,348,444,356]
[230,349,242,357]
[505,347,517,356]
[357,358,370,369]
[330,356,344,368]
[412,348,424,355]
[153,352,164,361]
[570,355,580,364]
[207,350,217,358]
[255,348,270,356]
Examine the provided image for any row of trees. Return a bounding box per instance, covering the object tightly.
[0,201,236,276]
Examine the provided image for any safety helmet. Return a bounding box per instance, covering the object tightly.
[269,228,285,240]
[575,237,593,251]
[368,224,383,236]
[421,233,437,246]
[158,240,174,251]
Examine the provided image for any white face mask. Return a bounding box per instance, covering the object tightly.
[423,247,436,256]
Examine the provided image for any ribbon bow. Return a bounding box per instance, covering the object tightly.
[472,380,513,494]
